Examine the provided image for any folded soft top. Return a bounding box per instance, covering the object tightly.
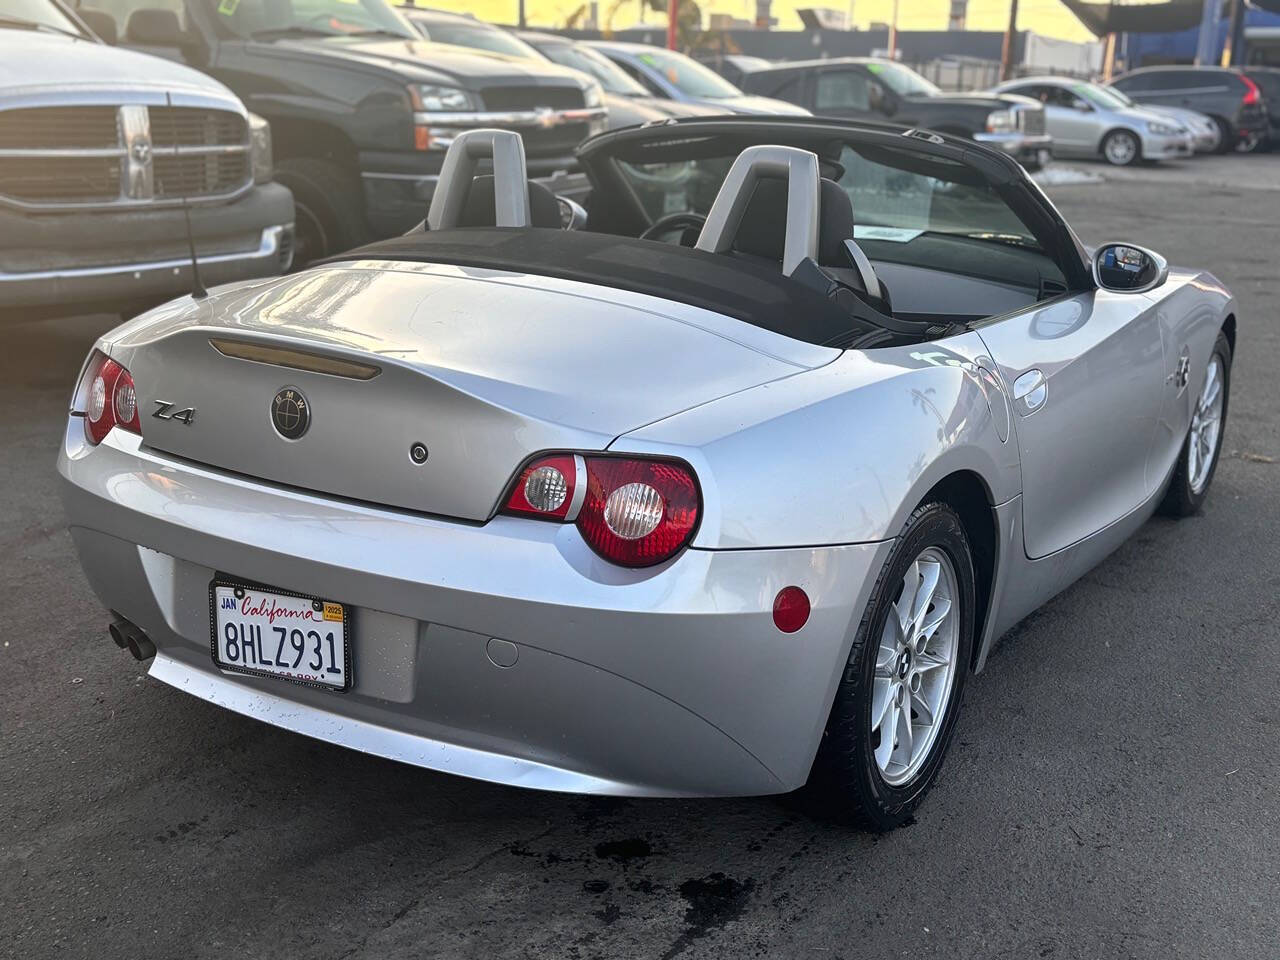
[324,228,883,349]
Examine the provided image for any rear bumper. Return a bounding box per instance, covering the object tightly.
[58,424,890,797]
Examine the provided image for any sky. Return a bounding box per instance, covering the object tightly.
[416,0,1096,42]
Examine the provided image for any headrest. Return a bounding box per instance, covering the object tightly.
[78,8,118,44]
[126,8,181,44]
[456,175,562,229]
[732,177,853,267]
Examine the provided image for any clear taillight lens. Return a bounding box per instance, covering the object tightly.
[80,351,141,445]
[501,453,701,567]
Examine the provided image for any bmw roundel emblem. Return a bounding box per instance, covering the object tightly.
[271,387,310,440]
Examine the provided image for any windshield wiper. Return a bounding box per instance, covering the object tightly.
[0,14,83,38]
[249,25,341,39]
[343,28,413,38]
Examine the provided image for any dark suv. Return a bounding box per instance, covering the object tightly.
[1111,66,1268,152]
[734,58,1052,170]
[78,0,604,263]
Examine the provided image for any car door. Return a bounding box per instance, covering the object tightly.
[975,290,1168,559]
[1005,83,1091,154]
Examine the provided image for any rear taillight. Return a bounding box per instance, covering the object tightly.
[81,352,141,445]
[501,453,701,567]
[1242,75,1262,106]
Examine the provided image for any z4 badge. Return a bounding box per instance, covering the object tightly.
[152,400,196,425]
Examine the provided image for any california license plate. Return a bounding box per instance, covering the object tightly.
[210,578,352,691]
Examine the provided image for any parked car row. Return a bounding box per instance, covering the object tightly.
[712,54,1274,166]
[3,0,1274,317]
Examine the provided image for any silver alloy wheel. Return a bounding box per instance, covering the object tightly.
[1104,131,1138,165]
[1188,354,1225,494]
[871,547,960,787]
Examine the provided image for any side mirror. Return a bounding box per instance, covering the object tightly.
[78,8,118,44]
[1093,242,1168,293]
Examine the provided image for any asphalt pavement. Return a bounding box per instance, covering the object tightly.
[3,154,1279,960]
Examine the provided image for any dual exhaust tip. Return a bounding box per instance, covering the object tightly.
[108,613,155,662]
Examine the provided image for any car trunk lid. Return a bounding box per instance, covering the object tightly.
[115,263,833,521]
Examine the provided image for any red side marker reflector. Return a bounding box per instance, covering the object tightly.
[773,586,810,633]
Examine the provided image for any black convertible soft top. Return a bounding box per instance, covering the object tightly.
[325,228,885,349]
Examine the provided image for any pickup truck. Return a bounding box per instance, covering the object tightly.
[75,0,605,264]
[734,57,1053,170]
[0,0,292,315]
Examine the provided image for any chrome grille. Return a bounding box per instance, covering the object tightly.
[479,86,585,111]
[1015,106,1046,136]
[0,104,250,209]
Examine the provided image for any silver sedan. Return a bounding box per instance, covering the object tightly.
[59,119,1235,829]
[994,76,1197,165]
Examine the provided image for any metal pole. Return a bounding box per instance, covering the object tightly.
[886,0,899,59]
[1222,0,1245,66]
[1195,0,1219,66]
[667,0,678,50]
[518,0,526,29]
[1000,0,1018,81]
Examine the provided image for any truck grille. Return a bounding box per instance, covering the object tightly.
[479,86,586,111]
[0,104,250,209]
[1015,106,1046,136]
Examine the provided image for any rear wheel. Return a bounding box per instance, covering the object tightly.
[1160,331,1231,517]
[1101,129,1142,166]
[806,502,976,830]
[274,158,369,269]
[1210,116,1235,154]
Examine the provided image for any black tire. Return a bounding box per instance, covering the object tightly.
[1101,129,1142,166]
[1159,331,1232,517]
[273,157,369,268]
[805,501,977,831]
[1210,116,1235,154]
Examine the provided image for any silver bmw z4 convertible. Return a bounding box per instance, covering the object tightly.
[58,118,1235,829]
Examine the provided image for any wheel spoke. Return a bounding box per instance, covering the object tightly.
[871,678,894,733]
[911,688,936,728]
[895,560,920,632]
[874,700,897,770]
[910,559,942,631]
[915,651,948,674]
[896,703,914,767]
[1200,362,1220,411]
[875,638,897,677]
[918,596,952,647]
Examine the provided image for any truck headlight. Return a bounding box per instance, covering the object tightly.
[247,112,272,184]
[408,84,479,112]
[584,81,604,109]
[985,109,1017,134]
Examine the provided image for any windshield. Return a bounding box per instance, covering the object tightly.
[541,42,648,96]
[631,48,743,99]
[866,61,941,98]
[617,142,1038,249]
[0,0,86,35]
[420,21,539,58]
[1073,82,1130,111]
[204,0,418,40]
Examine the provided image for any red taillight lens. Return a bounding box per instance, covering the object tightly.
[500,453,701,567]
[502,453,581,520]
[82,352,141,445]
[577,457,700,567]
[1242,75,1261,106]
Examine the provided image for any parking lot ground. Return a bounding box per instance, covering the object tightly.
[3,157,1280,960]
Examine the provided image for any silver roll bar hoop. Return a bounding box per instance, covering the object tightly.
[694,145,821,277]
[426,129,531,231]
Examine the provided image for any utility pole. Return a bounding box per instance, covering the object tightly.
[1195,0,1220,65]
[886,0,899,60]
[518,0,526,29]
[667,0,678,49]
[1000,0,1018,81]
[1221,0,1245,66]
